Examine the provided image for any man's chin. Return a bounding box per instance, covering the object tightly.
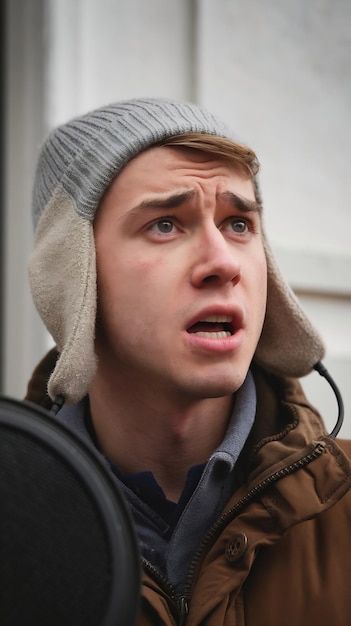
[189,373,247,400]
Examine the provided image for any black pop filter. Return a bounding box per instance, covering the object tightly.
[0,396,140,626]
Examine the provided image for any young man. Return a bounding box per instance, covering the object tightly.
[27,98,351,625]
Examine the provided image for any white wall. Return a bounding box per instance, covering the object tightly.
[194,0,351,434]
[3,0,50,399]
[45,0,196,126]
[4,0,351,435]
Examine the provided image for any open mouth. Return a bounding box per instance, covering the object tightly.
[187,315,234,339]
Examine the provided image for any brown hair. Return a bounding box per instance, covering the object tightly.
[156,133,260,178]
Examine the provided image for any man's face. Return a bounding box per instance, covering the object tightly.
[93,146,267,403]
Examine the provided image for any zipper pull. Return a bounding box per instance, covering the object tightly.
[178,597,189,625]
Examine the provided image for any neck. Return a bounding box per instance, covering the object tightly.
[89,372,234,502]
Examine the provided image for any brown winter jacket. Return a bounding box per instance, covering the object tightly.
[26,349,351,626]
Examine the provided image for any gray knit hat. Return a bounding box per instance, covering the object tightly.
[29,97,325,403]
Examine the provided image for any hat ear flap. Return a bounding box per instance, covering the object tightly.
[29,188,97,404]
[255,231,325,377]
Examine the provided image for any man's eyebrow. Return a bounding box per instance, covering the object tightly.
[133,189,196,211]
[129,189,261,214]
[220,191,261,214]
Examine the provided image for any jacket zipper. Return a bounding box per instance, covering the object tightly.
[142,559,189,625]
[178,597,189,626]
[143,440,326,623]
[183,441,326,597]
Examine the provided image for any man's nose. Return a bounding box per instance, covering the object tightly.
[190,225,241,288]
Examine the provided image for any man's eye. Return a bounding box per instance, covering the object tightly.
[149,219,175,234]
[230,219,249,234]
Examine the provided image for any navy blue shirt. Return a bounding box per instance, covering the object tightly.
[57,371,256,593]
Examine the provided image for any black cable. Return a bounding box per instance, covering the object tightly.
[313,361,344,439]
[50,395,65,417]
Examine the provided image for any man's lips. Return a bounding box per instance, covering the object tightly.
[186,310,244,339]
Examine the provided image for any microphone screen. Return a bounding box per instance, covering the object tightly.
[0,396,140,626]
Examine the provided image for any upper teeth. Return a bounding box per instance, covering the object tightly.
[201,315,232,323]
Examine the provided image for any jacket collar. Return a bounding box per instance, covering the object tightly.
[226,366,351,528]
